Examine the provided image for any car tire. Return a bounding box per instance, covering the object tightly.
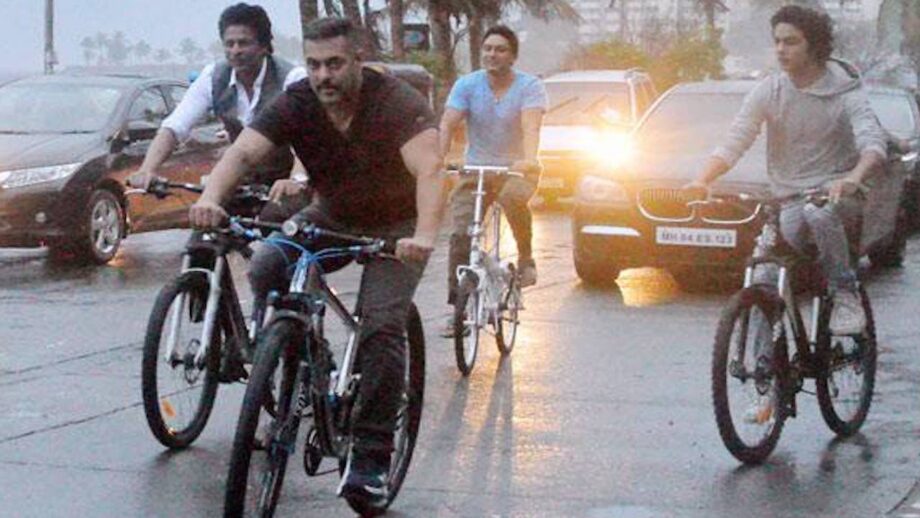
[53,189,125,265]
[574,252,619,287]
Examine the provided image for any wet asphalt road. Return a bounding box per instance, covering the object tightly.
[1,208,920,517]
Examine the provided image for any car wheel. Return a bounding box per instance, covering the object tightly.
[573,251,619,287]
[55,189,125,264]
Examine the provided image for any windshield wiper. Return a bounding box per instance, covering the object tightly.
[546,96,579,114]
[57,130,95,135]
[0,130,31,135]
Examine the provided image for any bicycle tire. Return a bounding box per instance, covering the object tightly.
[816,285,877,436]
[495,270,521,355]
[225,318,304,518]
[453,286,480,376]
[712,285,787,464]
[344,303,426,516]
[141,271,221,449]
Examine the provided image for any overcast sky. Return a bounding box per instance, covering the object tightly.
[0,1,306,73]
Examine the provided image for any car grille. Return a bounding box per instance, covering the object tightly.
[638,188,693,219]
[638,188,758,223]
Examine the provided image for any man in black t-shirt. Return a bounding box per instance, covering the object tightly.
[188,18,445,510]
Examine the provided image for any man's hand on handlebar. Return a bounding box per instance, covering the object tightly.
[189,200,228,229]
[127,170,159,190]
[509,159,541,176]
[395,234,435,263]
[826,177,865,204]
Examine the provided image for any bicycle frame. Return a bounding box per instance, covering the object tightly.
[164,233,252,370]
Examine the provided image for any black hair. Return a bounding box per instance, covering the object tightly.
[302,17,365,52]
[770,5,834,64]
[482,25,519,57]
[219,3,274,53]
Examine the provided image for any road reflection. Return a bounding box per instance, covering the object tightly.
[616,267,681,307]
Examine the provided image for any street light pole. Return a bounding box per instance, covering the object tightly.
[44,0,57,74]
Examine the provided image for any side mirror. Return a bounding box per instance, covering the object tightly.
[126,119,158,142]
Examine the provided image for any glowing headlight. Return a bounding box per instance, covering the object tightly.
[577,175,629,204]
[0,163,81,189]
[586,131,636,167]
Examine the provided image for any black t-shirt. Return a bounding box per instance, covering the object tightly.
[251,68,436,228]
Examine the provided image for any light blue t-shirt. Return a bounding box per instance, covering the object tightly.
[446,69,547,166]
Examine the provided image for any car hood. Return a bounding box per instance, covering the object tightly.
[540,124,602,153]
[0,132,103,171]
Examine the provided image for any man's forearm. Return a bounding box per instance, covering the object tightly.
[414,167,448,241]
[438,121,457,160]
[847,150,885,184]
[138,128,179,173]
[699,156,731,185]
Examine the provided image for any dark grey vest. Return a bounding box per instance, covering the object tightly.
[212,56,296,186]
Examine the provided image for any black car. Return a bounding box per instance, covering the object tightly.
[0,73,225,263]
[571,80,910,287]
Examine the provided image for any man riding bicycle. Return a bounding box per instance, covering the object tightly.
[439,25,547,337]
[687,5,887,338]
[187,17,445,512]
[128,3,309,219]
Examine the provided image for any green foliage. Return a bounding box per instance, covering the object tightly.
[561,30,726,92]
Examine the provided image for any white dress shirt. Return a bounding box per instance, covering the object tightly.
[162,56,306,142]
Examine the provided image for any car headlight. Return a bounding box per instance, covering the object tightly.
[586,131,636,168]
[0,163,82,189]
[577,175,630,204]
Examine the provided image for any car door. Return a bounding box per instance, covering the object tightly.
[110,86,193,232]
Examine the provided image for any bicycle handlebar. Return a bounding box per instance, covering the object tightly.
[445,165,525,178]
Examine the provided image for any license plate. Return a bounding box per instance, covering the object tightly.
[655,226,737,248]
[540,177,564,189]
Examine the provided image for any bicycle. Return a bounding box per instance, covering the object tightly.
[223,219,425,517]
[707,191,877,464]
[448,165,524,376]
[135,179,270,449]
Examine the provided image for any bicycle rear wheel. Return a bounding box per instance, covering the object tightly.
[225,319,305,518]
[453,286,481,376]
[816,285,877,436]
[141,271,221,449]
[345,303,426,516]
[712,286,787,464]
[495,269,521,355]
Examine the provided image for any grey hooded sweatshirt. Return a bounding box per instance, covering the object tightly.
[712,58,887,197]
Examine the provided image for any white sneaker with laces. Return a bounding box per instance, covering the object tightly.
[830,290,866,336]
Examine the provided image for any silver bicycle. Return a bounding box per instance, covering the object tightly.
[449,165,523,376]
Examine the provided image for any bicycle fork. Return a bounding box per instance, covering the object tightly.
[163,255,225,369]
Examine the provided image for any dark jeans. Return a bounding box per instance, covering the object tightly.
[447,175,537,305]
[248,205,425,454]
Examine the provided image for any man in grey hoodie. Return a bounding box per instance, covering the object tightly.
[688,5,887,338]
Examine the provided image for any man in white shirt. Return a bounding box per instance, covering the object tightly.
[128,3,308,214]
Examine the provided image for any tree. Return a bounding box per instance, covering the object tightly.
[388,0,406,59]
[80,36,96,65]
[133,39,152,64]
[299,0,319,37]
[177,37,204,65]
[94,32,110,65]
[154,48,173,64]
[107,31,131,66]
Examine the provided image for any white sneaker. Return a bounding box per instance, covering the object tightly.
[830,290,866,336]
[743,395,775,425]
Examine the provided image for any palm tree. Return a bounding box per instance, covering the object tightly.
[80,36,96,66]
[133,40,152,64]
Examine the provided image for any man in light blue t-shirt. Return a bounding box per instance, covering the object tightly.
[438,25,547,337]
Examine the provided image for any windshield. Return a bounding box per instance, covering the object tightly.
[868,92,916,136]
[544,81,630,126]
[0,83,123,133]
[636,91,766,181]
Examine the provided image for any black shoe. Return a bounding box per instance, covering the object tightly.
[218,345,248,383]
[337,447,390,511]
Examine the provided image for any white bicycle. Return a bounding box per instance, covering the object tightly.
[449,165,523,376]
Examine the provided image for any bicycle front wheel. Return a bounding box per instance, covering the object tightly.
[495,270,521,355]
[712,286,787,464]
[453,286,481,376]
[345,303,426,516]
[816,285,877,436]
[141,271,221,449]
[225,319,305,518]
